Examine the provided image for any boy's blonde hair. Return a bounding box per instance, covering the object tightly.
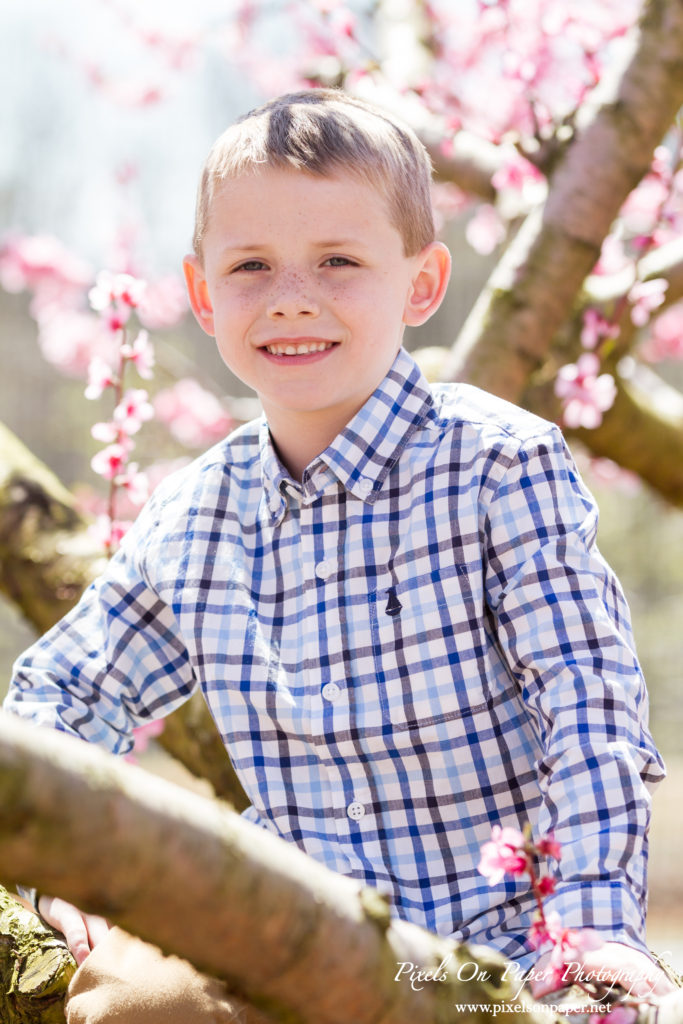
[193,88,435,260]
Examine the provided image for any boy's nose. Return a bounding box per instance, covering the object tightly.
[266,275,320,319]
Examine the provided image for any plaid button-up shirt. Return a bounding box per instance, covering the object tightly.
[6,347,664,965]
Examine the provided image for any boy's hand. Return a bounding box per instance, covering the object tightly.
[530,942,677,1000]
[37,895,110,966]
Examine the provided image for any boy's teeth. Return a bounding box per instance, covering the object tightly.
[265,342,333,355]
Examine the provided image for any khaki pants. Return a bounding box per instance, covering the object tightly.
[65,927,269,1024]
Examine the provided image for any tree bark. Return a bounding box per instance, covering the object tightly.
[156,693,250,810]
[443,0,683,403]
[0,712,552,1024]
[0,422,104,635]
[0,886,76,1024]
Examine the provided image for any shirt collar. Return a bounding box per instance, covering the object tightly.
[260,347,435,522]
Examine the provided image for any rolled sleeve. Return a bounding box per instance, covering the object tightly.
[483,425,665,944]
[4,499,198,755]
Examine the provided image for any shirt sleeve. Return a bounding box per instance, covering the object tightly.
[482,423,665,954]
[3,491,198,756]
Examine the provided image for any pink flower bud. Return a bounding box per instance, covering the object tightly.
[478,825,529,885]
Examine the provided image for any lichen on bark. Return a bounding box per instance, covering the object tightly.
[0,885,75,1024]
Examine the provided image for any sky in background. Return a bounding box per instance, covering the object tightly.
[0,0,272,273]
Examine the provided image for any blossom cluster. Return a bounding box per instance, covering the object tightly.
[0,233,187,376]
[478,825,643,1022]
[85,271,154,554]
[552,141,683,431]
[478,826,605,992]
[0,230,236,550]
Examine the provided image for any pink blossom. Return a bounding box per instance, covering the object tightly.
[124,718,166,764]
[587,457,641,494]
[478,825,528,885]
[465,204,506,255]
[91,421,119,444]
[492,154,543,194]
[131,719,165,753]
[117,463,150,506]
[104,306,132,332]
[154,379,233,448]
[590,1007,638,1024]
[89,270,147,313]
[113,388,154,435]
[620,176,670,236]
[137,276,188,330]
[72,485,107,521]
[38,311,112,378]
[89,513,133,552]
[121,329,155,379]
[535,834,562,860]
[651,145,675,184]
[629,278,668,327]
[528,916,552,952]
[115,161,139,187]
[528,911,603,960]
[85,356,118,400]
[554,353,617,429]
[91,442,132,481]
[0,233,91,295]
[593,234,630,276]
[580,309,620,350]
[639,302,683,362]
[431,183,472,227]
[536,876,556,896]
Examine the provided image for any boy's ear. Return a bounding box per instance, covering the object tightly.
[183,254,216,337]
[403,241,451,327]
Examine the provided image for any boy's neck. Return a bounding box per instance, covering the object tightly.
[265,406,357,483]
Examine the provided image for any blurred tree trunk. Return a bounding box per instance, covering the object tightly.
[0,422,104,635]
[0,419,248,808]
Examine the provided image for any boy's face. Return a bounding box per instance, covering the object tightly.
[184,166,449,443]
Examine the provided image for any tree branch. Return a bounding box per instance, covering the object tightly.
[0,423,104,635]
[520,358,683,506]
[0,713,549,1024]
[424,129,502,200]
[571,364,683,505]
[442,0,683,402]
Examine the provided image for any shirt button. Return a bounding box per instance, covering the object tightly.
[315,559,335,580]
[357,476,373,495]
[321,682,342,702]
[347,801,365,821]
[269,495,280,513]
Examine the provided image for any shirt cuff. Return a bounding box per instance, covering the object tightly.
[543,879,649,956]
[15,884,41,914]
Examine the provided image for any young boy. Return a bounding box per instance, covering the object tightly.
[4,89,674,1018]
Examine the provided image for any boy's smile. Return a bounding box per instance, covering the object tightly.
[184,166,450,477]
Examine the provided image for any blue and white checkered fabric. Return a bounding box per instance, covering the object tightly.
[5,347,664,966]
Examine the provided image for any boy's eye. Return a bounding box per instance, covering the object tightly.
[233,259,268,272]
[324,256,356,267]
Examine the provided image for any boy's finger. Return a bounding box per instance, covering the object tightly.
[37,896,93,966]
[84,912,111,949]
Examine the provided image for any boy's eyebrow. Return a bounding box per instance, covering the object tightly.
[314,238,370,249]
[220,238,370,255]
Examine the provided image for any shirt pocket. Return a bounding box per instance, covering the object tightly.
[366,567,490,731]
